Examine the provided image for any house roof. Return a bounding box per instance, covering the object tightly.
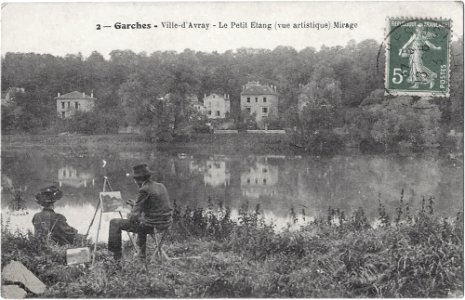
[205,93,230,101]
[241,83,277,95]
[55,91,96,100]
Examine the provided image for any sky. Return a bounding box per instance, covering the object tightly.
[1,1,463,58]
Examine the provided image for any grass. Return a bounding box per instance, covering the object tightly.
[1,133,297,156]
[1,196,463,298]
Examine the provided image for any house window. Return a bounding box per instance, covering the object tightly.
[247,97,250,103]
[61,102,65,109]
[63,169,66,176]
[75,102,79,109]
[263,97,267,103]
[263,168,267,173]
[247,178,250,184]
[208,110,212,115]
[67,102,70,108]
[255,97,258,102]
[61,111,65,118]
[263,107,268,114]
[246,107,251,113]
[263,178,267,185]
[216,111,220,117]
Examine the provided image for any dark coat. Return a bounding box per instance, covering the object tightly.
[130,180,172,230]
[32,208,78,245]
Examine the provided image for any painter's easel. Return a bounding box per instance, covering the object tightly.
[90,176,109,266]
[88,176,136,267]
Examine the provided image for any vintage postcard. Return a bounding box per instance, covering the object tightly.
[1,1,463,298]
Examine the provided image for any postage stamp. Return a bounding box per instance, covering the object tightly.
[385,18,452,97]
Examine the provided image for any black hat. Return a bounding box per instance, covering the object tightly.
[35,186,63,205]
[132,164,153,179]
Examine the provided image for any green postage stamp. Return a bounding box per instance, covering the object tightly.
[385,18,451,97]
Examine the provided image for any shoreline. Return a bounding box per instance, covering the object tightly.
[2,133,462,156]
[1,133,299,156]
[1,205,463,298]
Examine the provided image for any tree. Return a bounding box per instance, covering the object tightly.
[367,97,442,149]
[295,106,343,153]
[449,38,464,129]
[160,49,201,136]
[236,110,257,131]
[298,64,342,110]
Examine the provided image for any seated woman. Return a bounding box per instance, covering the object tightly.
[32,186,78,245]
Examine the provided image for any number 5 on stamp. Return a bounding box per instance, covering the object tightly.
[385,18,451,97]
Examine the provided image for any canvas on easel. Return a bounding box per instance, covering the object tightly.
[99,191,125,213]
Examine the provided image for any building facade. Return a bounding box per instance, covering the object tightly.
[56,91,96,119]
[240,81,278,128]
[203,93,230,119]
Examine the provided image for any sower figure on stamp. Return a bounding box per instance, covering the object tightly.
[32,186,79,245]
[108,164,173,260]
[399,23,442,89]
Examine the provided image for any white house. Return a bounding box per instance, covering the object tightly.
[240,81,278,128]
[56,91,96,119]
[203,93,231,119]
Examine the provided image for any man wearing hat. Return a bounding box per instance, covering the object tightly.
[108,164,172,260]
[32,186,78,245]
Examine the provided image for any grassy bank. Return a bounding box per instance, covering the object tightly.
[2,133,296,155]
[2,201,463,298]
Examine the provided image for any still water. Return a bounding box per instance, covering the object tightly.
[1,148,463,241]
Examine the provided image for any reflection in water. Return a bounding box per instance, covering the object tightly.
[204,159,230,187]
[1,149,463,237]
[241,157,278,198]
[58,166,95,188]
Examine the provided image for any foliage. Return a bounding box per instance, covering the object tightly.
[64,111,120,135]
[262,114,285,130]
[293,106,344,153]
[1,39,462,144]
[2,195,462,298]
[298,64,342,109]
[360,89,385,106]
[236,110,258,131]
[366,97,442,149]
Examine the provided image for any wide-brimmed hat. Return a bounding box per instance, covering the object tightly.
[35,186,63,205]
[132,164,153,179]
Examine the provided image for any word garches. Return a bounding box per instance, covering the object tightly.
[114,22,152,29]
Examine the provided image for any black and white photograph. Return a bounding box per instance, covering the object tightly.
[1,1,463,298]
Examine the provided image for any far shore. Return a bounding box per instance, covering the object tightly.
[2,133,461,157]
[1,133,300,156]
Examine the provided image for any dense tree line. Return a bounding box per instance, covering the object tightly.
[1,38,463,149]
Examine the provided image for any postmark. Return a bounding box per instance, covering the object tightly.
[385,18,452,97]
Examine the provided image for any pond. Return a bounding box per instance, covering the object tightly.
[1,147,463,242]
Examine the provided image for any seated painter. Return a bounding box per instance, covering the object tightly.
[108,164,173,260]
[32,186,78,245]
